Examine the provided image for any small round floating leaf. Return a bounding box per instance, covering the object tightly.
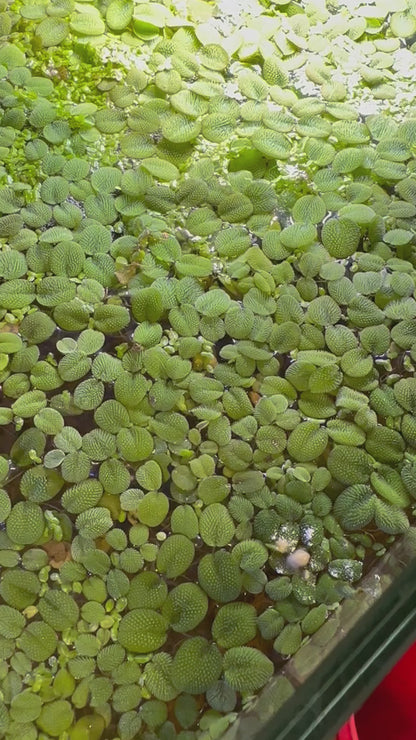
[117,711,142,740]
[70,11,105,35]
[206,680,238,713]
[384,298,416,321]
[394,378,416,413]
[162,114,201,144]
[390,10,416,37]
[20,465,63,502]
[156,534,194,578]
[35,17,69,46]
[0,569,40,609]
[340,348,373,378]
[11,428,46,467]
[11,390,47,419]
[162,583,208,632]
[0,249,27,280]
[273,624,302,656]
[232,539,268,571]
[287,422,328,463]
[212,602,257,648]
[155,69,182,94]
[195,289,231,317]
[137,492,169,527]
[93,304,129,334]
[34,408,64,436]
[252,128,291,159]
[77,329,105,355]
[309,364,342,394]
[171,637,223,694]
[151,412,189,444]
[131,287,164,323]
[334,484,376,530]
[360,325,390,355]
[0,333,22,355]
[38,590,79,630]
[142,157,179,181]
[170,504,199,539]
[36,700,73,736]
[94,400,130,433]
[18,621,57,662]
[91,166,122,195]
[200,43,229,70]
[96,108,126,134]
[10,689,42,723]
[374,500,410,535]
[338,203,377,226]
[328,445,372,484]
[280,222,317,250]
[218,193,253,223]
[118,609,168,653]
[82,428,116,461]
[197,476,230,505]
[117,426,154,462]
[136,460,162,491]
[0,490,10,522]
[257,608,284,640]
[292,195,326,224]
[202,113,236,142]
[75,507,113,539]
[58,351,91,382]
[6,501,44,545]
[127,572,167,610]
[174,694,199,730]
[40,176,69,205]
[96,642,125,673]
[99,458,130,495]
[197,550,242,603]
[255,425,286,454]
[370,468,410,507]
[327,420,366,447]
[143,653,179,702]
[106,0,134,30]
[321,217,361,259]
[306,296,341,326]
[0,279,35,309]
[223,647,273,693]
[301,604,328,635]
[365,426,404,464]
[199,503,235,547]
[92,352,122,382]
[0,605,25,639]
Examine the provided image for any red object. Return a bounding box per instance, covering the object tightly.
[337,642,416,740]
[338,716,359,740]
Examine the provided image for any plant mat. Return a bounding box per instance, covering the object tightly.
[1,0,416,737]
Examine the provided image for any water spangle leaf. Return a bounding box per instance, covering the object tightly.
[199,503,235,547]
[171,638,223,695]
[162,583,208,632]
[1,0,416,732]
[223,647,274,693]
[118,609,168,653]
[156,534,195,578]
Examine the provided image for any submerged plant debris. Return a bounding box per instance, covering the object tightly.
[1,0,416,736]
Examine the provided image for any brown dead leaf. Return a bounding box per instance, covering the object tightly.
[96,536,111,552]
[249,391,261,405]
[0,324,20,334]
[42,541,71,569]
[115,264,138,285]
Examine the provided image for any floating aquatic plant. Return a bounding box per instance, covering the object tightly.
[1,0,416,735]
